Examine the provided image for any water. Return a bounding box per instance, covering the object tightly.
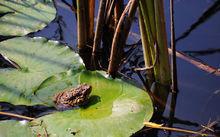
[162,0,220,136]
[1,0,220,136]
[165,0,220,121]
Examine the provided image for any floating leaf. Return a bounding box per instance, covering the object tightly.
[0,120,34,137]
[0,37,84,105]
[0,70,153,137]
[0,0,56,36]
[32,70,153,137]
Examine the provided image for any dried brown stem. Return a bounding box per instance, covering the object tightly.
[105,0,116,25]
[77,0,87,50]
[92,0,107,55]
[114,0,124,28]
[123,0,138,40]
[144,122,209,136]
[168,0,178,131]
[88,0,95,40]
[0,111,35,121]
[108,0,132,76]
[131,37,220,76]
[170,0,178,93]
[168,48,220,76]
[188,120,218,137]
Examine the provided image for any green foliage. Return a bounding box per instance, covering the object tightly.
[0,1,154,135]
[0,37,153,137]
[138,0,171,85]
[32,70,153,137]
[0,70,153,137]
[0,0,55,36]
[0,37,84,105]
[0,121,34,137]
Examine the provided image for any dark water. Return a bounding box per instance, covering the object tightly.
[1,0,220,136]
[168,0,220,127]
[162,0,220,136]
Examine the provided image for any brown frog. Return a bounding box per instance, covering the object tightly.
[53,83,92,110]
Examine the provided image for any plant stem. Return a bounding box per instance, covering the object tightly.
[88,0,95,40]
[105,0,116,25]
[144,122,209,136]
[138,7,154,86]
[154,0,171,85]
[168,48,220,76]
[170,0,178,93]
[169,0,178,129]
[76,0,87,51]
[123,0,138,40]
[114,0,124,28]
[0,111,35,121]
[108,0,132,76]
[138,0,156,71]
[138,0,171,113]
[92,0,107,55]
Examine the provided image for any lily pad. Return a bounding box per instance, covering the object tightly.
[0,0,56,36]
[0,70,153,137]
[33,71,153,137]
[0,120,34,137]
[0,37,84,105]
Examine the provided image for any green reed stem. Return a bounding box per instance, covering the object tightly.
[154,0,171,85]
[138,7,154,87]
[138,0,171,85]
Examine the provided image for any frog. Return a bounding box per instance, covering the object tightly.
[53,83,92,110]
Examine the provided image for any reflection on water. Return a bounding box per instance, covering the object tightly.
[175,0,220,43]
[0,0,220,136]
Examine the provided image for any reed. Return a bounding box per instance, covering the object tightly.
[92,0,106,56]
[138,0,171,85]
[88,0,95,41]
[138,0,171,113]
[138,8,154,87]
[108,0,138,76]
[76,0,87,51]
[76,0,95,69]
[76,0,171,86]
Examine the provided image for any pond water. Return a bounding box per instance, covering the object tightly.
[1,0,220,136]
[163,1,220,136]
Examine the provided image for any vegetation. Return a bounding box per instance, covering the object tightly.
[0,0,219,136]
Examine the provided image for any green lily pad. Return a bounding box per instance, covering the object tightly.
[34,70,153,137]
[0,0,55,36]
[0,120,34,137]
[0,70,153,137]
[0,37,84,105]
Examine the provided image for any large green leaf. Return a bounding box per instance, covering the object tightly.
[0,37,84,105]
[31,70,153,137]
[0,120,34,137]
[0,0,55,36]
[0,70,153,137]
